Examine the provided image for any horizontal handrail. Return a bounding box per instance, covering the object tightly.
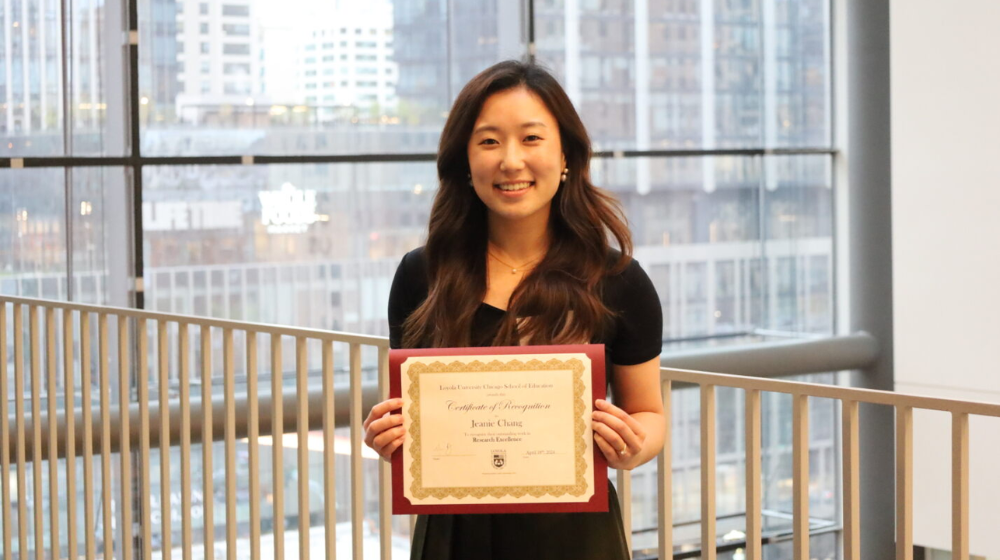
[662,367,1000,417]
[660,332,879,377]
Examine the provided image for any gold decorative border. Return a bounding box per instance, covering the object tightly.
[405,357,590,501]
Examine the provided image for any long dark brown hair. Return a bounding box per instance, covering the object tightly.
[403,60,633,349]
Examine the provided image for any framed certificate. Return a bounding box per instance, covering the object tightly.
[389,344,607,515]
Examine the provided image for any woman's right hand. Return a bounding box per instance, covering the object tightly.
[362,398,405,461]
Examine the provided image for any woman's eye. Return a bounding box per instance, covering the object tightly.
[479,138,499,145]
[524,135,542,142]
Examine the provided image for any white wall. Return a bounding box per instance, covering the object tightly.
[890,0,1000,556]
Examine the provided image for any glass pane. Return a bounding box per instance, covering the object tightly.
[70,168,125,304]
[763,154,832,334]
[138,0,524,156]
[770,0,831,148]
[1,0,63,155]
[142,162,438,335]
[0,0,122,156]
[535,0,831,150]
[593,155,764,339]
[0,168,124,302]
[535,0,638,151]
[0,173,67,297]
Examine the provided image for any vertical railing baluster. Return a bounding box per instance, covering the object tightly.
[617,468,632,557]
[179,323,193,560]
[138,319,152,560]
[247,331,261,560]
[792,394,809,560]
[201,326,214,560]
[745,388,762,560]
[45,307,60,560]
[322,340,337,560]
[700,384,716,560]
[80,311,95,560]
[952,412,969,560]
[224,328,236,560]
[118,315,133,560]
[657,378,671,560]
[349,343,363,560]
[63,308,77,560]
[896,406,913,560]
[0,303,12,560]
[30,306,43,560]
[270,334,285,560]
[99,312,112,560]
[99,313,112,560]
[295,337,310,560]
[842,399,860,560]
[158,320,172,560]
[377,345,391,560]
[14,304,29,560]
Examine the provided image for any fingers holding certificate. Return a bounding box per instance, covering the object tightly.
[388,344,608,514]
[363,398,405,460]
[592,398,648,470]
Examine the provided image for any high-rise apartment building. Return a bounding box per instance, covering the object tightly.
[293,1,397,123]
[174,0,262,124]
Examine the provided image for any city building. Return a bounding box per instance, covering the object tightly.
[292,1,398,123]
[173,0,263,124]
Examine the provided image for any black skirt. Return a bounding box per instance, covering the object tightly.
[409,483,630,560]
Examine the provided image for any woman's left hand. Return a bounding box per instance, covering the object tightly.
[592,398,648,470]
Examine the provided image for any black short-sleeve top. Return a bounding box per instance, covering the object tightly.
[387,247,663,368]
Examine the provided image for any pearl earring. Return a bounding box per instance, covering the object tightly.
[560,167,569,182]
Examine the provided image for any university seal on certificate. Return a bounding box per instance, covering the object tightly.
[389,344,608,515]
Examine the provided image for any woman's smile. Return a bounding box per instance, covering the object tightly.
[495,180,535,193]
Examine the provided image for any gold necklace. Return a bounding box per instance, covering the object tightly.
[487,248,542,275]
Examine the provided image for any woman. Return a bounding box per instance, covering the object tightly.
[363,60,664,560]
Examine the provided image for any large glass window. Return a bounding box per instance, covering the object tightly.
[2,0,835,558]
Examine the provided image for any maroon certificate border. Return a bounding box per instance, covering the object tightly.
[389,344,608,515]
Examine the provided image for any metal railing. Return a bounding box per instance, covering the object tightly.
[0,295,392,560]
[2,294,997,560]
[655,368,1000,560]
